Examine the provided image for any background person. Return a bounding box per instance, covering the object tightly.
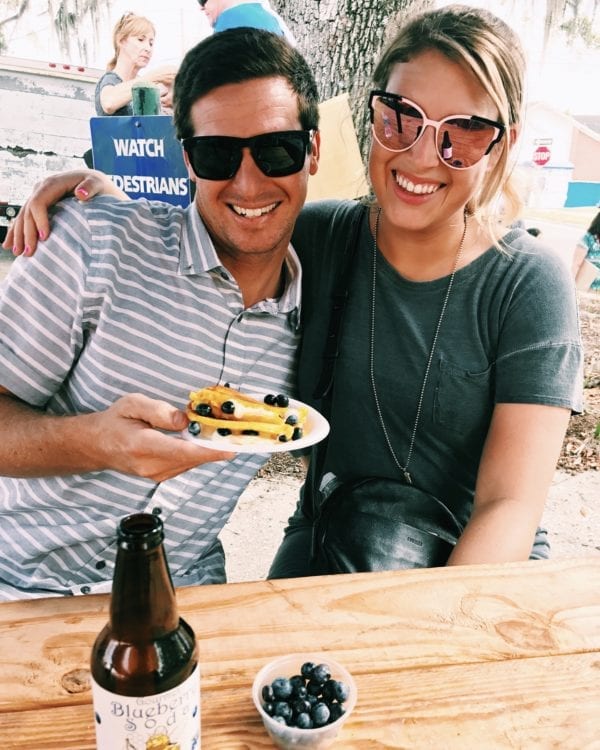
[198,0,295,43]
[95,12,177,116]
[572,210,600,291]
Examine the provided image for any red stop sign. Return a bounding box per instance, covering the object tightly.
[533,146,551,166]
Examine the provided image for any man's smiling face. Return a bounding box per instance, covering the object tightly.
[185,76,319,268]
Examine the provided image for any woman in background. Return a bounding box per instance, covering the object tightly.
[95,12,177,116]
[572,210,600,291]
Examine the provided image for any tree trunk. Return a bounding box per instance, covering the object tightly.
[271,0,431,159]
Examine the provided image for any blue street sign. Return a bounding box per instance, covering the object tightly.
[90,116,190,207]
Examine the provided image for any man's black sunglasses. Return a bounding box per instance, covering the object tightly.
[197,0,207,7]
[181,130,314,181]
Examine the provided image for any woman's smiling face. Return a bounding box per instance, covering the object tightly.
[368,48,503,235]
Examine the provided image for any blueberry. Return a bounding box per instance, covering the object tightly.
[292,684,308,700]
[292,698,311,715]
[263,702,275,716]
[321,679,336,702]
[242,429,259,435]
[217,428,231,436]
[332,680,350,702]
[328,702,345,723]
[272,715,286,725]
[221,400,235,414]
[271,677,293,701]
[285,414,298,425]
[306,679,322,696]
[306,693,318,706]
[292,427,303,441]
[312,664,331,684]
[195,403,212,416]
[278,434,288,442]
[275,394,289,407]
[187,422,201,436]
[301,662,316,679]
[264,394,277,405]
[295,712,313,729]
[262,685,275,703]
[273,701,293,722]
[311,702,330,727]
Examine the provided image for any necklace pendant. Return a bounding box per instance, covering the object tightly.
[403,470,412,485]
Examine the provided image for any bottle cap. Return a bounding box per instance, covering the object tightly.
[117,513,164,550]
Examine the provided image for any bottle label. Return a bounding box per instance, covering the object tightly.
[92,665,200,749]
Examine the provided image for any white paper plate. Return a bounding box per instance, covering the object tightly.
[181,395,329,454]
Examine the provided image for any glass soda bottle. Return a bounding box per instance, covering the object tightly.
[91,513,200,749]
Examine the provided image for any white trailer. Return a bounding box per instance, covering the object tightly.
[0,55,103,240]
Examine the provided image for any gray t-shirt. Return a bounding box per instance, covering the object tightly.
[292,200,583,529]
[94,71,132,116]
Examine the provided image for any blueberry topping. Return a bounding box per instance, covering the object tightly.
[242,429,259,435]
[195,403,212,416]
[278,434,288,442]
[285,414,298,425]
[217,428,231,436]
[187,422,201,436]
[292,427,303,441]
[264,394,277,405]
[275,394,289,407]
[221,400,235,414]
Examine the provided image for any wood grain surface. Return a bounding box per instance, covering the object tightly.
[0,558,599,748]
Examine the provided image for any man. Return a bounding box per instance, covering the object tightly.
[0,28,320,600]
[198,0,295,44]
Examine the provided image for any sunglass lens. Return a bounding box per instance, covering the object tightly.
[373,97,424,151]
[436,118,497,168]
[188,138,241,180]
[254,133,307,177]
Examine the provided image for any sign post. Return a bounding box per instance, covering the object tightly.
[90,116,190,207]
[532,145,551,167]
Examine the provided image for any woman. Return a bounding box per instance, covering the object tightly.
[268,5,582,575]
[96,12,177,116]
[2,9,582,573]
[572,210,600,290]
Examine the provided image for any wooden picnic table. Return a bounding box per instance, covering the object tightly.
[0,557,599,748]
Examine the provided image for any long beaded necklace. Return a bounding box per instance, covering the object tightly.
[369,208,468,485]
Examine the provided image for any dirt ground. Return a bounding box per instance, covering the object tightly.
[559,291,600,472]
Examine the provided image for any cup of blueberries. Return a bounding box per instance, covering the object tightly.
[252,653,357,748]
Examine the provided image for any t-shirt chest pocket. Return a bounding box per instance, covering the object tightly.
[433,356,494,441]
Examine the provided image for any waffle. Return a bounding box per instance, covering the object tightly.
[186,385,308,443]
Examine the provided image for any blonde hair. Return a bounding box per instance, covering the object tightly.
[107,12,156,71]
[372,5,525,231]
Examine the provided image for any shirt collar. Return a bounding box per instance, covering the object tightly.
[178,204,302,330]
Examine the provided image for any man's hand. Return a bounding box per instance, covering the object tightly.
[2,170,125,256]
[92,393,235,483]
[0,390,234,483]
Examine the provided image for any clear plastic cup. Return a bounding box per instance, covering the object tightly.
[252,653,358,749]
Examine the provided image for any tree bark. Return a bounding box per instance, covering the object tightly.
[271,0,431,158]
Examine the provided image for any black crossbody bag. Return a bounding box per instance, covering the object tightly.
[309,202,463,574]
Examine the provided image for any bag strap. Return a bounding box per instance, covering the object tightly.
[312,201,367,400]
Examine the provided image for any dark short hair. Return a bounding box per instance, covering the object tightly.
[173,28,319,140]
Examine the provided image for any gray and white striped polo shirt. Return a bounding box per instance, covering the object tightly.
[0,196,302,600]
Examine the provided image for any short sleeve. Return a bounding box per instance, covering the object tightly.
[494,248,583,412]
